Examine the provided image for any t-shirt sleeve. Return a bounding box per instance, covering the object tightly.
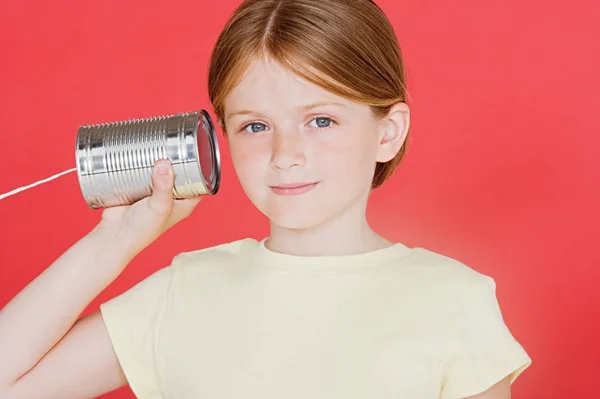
[440,276,531,399]
[100,265,174,399]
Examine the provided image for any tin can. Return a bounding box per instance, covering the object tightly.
[75,110,220,209]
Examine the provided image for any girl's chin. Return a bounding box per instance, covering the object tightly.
[265,208,327,231]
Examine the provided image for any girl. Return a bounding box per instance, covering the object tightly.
[0,0,531,398]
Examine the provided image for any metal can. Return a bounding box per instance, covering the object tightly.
[75,109,220,209]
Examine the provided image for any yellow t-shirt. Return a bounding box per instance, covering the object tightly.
[100,238,531,399]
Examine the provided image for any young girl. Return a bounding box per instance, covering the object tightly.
[0,0,531,398]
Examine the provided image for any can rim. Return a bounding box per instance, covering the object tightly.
[75,126,99,209]
[198,109,221,195]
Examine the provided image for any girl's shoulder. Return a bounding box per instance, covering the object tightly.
[404,246,498,299]
[173,237,259,264]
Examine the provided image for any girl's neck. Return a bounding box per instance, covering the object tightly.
[266,202,393,257]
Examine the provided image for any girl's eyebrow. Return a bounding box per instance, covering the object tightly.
[226,110,264,119]
[226,102,347,120]
[295,101,348,111]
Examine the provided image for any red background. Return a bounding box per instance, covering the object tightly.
[0,1,598,398]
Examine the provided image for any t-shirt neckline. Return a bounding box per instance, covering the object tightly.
[252,237,413,274]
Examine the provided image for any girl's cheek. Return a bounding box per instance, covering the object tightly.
[232,144,267,168]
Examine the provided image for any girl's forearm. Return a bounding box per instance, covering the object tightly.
[0,223,136,386]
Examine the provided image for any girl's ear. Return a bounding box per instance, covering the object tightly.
[376,102,410,163]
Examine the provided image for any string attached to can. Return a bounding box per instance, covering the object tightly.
[0,168,76,201]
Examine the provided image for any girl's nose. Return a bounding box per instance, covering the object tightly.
[270,129,307,170]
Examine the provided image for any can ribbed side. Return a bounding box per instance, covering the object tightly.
[102,116,169,205]
[76,110,218,209]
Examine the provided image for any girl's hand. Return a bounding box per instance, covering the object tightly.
[98,159,202,255]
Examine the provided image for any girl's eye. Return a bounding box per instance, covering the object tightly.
[244,123,269,133]
[309,117,333,128]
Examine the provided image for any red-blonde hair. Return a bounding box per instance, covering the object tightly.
[208,0,410,188]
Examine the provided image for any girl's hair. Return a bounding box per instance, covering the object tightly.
[208,0,410,188]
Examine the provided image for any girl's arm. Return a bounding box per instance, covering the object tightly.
[0,226,134,398]
[0,160,201,398]
[464,376,511,399]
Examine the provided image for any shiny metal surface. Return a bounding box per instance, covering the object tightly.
[76,110,220,209]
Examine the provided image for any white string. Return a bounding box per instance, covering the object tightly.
[0,167,77,201]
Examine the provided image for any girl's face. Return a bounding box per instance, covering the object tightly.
[223,57,408,230]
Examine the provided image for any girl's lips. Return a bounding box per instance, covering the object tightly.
[270,182,319,196]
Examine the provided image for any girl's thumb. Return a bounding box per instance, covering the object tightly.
[147,159,174,216]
